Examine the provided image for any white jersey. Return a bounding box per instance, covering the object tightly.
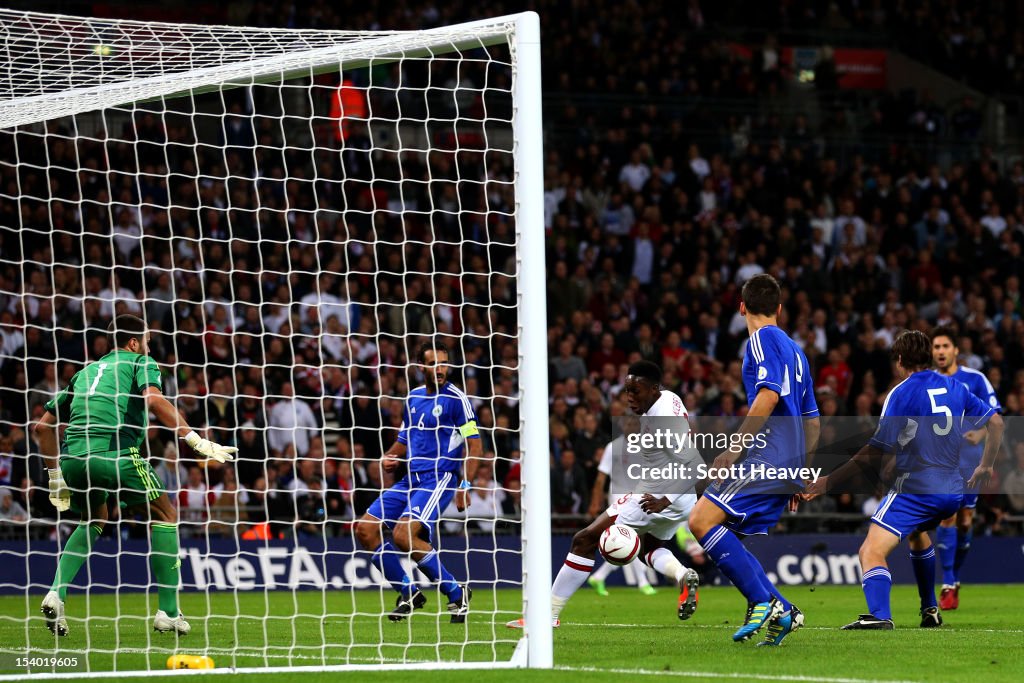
[627,389,702,499]
[598,437,618,476]
[605,389,699,540]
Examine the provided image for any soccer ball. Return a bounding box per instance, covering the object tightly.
[598,524,641,566]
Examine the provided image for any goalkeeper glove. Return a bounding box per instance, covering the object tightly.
[184,431,237,463]
[47,468,71,512]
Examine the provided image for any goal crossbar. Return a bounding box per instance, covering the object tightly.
[0,10,518,129]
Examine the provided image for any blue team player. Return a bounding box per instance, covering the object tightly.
[689,273,820,646]
[354,342,482,623]
[805,330,1004,630]
[930,326,1002,611]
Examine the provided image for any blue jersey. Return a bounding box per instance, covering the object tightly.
[398,382,479,475]
[941,367,1002,477]
[870,371,994,494]
[742,325,819,469]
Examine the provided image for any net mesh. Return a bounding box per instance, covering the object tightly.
[0,8,529,673]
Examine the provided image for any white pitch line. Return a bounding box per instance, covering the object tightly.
[565,621,1024,634]
[560,665,922,683]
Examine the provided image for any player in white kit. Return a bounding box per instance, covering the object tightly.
[507,361,701,628]
[587,436,659,596]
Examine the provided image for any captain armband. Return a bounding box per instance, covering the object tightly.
[459,421,479,438]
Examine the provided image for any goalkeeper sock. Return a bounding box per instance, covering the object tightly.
[551,553,594,620]
[416,550,463,603]
[698,525,771,603]
[150,523,181,618]
[935,524,957,585]
[953,528,972,583]
[644,547,684,583]
[909,546,938,610]
[862,566,893,620]
[589,560,619,582]
[52,523,102,601]
[372,542,414,597]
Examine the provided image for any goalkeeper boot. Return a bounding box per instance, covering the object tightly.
[841,614,894,630]
[447,585,472,624]
[919,606,943,628]
[388,590,426,622]
[153,610,191,636]
[676,568,699,620]
[41,590,68,637]
[732,598,781,642]
[587,577,609,597]
[756,605,804,647]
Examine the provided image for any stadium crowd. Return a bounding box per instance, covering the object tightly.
[1,0,1023,542]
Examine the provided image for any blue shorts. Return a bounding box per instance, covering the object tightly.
[871,493,963,540]
[704,478,791,536]
[366,470,458,543]
[960,493,979,510]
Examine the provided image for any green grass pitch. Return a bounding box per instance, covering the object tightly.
[1,584,1022,682]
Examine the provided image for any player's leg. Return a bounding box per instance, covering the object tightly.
[639,536,698,619]
[113,448,189,634]
[587,560,618,596]
[42,457,110,636]
[355,479,419,610]
[843,521,901,629]
[689,495,778,640]
[935,512,958,607]
[508,511,615,628]
[630,558,657,594]
[146,492,191,635]
[952,504,975,603]
[908,530,942,628]
[393,472,469,622]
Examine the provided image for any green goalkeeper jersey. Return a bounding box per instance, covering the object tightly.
[44,349,163,457]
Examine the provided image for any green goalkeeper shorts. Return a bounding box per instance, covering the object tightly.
[60,447,165,514]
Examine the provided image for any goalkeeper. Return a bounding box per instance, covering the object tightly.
[35,314,236,637]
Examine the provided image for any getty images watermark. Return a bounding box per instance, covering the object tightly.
[621,427,824,485]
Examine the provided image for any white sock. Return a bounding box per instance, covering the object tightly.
[630,558,651,587]
[551,553,594,619]
[590,560,619,582]
[646,547,685,583]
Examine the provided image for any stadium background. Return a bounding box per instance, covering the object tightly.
[1,0,1023,578]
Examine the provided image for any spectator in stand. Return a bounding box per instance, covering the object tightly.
[267,382,319,459]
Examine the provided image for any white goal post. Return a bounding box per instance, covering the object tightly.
[0,7,549,676]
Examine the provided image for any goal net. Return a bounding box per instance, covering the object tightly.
[0,8,550,676]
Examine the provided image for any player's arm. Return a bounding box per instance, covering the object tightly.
[713,387,778,471]
[455,420,483,512]
[143,387,237,463]
[968,412,1004,488]
[588,471,608,518]
[381,440,408,473]
[804,416,821,467]
[802,441,887,500]
[37,384,73,511]
[34,409,71,512]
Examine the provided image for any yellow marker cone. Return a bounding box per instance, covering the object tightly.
[166,655,215,669]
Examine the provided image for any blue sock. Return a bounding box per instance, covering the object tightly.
[417,549,463,602]
[953,529,972,583]
[372,542,414,597]
[861,566,892,620]
[909,547,937,610]
[699,526,771,604]
[935,525,957,586]
[746,547,792,612]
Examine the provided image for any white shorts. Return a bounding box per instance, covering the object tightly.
[605,492,696,541]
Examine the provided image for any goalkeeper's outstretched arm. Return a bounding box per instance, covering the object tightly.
[143,387,237,463]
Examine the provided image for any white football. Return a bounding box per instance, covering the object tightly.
[598,524,641,566]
